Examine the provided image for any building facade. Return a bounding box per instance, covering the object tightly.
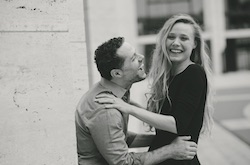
[87,0,250,85]
[135,0,250,75]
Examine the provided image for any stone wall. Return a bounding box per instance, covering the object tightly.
[0,0,88,164]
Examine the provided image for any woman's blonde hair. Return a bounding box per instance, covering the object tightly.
[147,14,214,135]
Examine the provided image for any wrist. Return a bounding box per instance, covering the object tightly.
[161,144,172,159]
[129,104,138,115]
[167,144,174,158]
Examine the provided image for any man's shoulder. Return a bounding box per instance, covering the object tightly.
[78,87,116,108]
[77,86,122,120]
[84,102,124,130]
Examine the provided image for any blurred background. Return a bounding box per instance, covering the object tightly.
[0,0,250,164]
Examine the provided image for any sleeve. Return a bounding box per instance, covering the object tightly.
[172,68,207,135]
[89,108,144,165]
[127,131,155,148]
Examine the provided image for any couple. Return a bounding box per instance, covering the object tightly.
[75,14,214,165]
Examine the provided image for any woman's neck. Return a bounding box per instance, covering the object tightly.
[171,61,194,76]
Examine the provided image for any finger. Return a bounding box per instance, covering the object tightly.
[187,151,196,157]
[185,144,197,153]
[186,155,194,160]
[178,136,191,141]
[188,146,197,153]
[189,142,198,148]
[187,149,197,155]
[104,104,116,109]
[94,98,114,104]
[95,94,115,99]
[95,95,114,99]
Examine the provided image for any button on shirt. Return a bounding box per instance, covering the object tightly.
[75,78,145,165]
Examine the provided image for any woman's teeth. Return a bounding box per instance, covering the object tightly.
[171,49,182,53]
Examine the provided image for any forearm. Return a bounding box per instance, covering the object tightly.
[129,133,155,148]
[139,144,174,165]
[129,100,146,109]
[130,106,177,134]
[140,136,198,164]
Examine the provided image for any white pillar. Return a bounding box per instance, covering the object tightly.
[209,0,226,75]
[87,0,138,84]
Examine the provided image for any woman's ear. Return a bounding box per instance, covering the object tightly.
[110,69,123,78]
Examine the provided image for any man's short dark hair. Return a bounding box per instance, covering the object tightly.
[94,37,125,80]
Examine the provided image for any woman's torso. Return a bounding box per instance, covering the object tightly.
[149,64,207,165]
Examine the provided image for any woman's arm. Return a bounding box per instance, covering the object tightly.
[95,94,177,134]
[129,100,146,109]
[129,105,177,134]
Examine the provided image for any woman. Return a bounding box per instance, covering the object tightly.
[96,14,214,165]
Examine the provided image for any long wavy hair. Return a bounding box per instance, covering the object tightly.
[147,14,214,136]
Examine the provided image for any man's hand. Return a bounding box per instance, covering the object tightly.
[170,136,197,160]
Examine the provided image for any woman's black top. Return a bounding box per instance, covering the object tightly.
[149,64,207,165]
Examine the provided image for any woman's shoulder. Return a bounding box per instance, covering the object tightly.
[183,64,207,82]
[186,64,205,75]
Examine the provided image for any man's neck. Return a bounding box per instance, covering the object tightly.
[110,79,132,90]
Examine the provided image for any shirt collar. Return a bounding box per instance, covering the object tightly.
[100,78,127,98]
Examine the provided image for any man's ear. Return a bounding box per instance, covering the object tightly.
[110,69,123,78]
[193,40,197,49]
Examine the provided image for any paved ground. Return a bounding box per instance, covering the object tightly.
[214,87,250,146]
[198,123,250,165]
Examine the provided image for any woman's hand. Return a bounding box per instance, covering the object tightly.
[95,93,177,133]
[95,93,133,114]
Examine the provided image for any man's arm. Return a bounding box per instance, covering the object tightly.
[136,136,198,165]
[90,108,142,165]
[91,108,197,165]
[127,131,155,148]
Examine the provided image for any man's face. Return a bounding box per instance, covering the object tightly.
[116,42,146,84]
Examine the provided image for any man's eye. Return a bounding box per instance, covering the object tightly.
[131,56,136,61]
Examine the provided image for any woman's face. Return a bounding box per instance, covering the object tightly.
[166,22,196,65]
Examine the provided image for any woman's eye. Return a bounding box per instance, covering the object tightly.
[167,35,175,40]
[180,37,188,41]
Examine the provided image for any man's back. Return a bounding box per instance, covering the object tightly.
[75,83,106,164]
[75,79,140,165]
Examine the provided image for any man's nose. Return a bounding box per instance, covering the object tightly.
[137,54,144,62]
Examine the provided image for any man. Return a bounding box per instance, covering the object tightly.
[75,37,197,165]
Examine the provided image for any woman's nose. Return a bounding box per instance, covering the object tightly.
[172,38,180,46]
